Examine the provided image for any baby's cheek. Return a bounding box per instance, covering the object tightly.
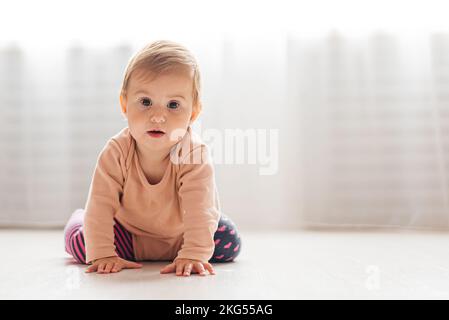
[167,127,188,142]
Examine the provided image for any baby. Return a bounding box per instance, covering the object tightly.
[63,40,241,276]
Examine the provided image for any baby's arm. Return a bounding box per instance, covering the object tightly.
[172,145,220,272]
[83,139,126,266]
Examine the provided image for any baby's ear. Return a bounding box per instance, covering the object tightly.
[189,112,196,123]
[190,102,201,123]
[189,113,198,124]
[120,95,128,119]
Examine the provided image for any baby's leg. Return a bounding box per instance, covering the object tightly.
[209,214,242,263]
[63,208,136,264]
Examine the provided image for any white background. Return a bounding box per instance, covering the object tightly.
[1,0,449,230]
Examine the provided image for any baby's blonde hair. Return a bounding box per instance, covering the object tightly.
[120,40,202,121]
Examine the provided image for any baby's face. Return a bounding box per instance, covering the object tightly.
[121,67,194,154]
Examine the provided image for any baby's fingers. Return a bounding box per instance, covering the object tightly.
[194,263,207,276]
[160,262,175,274]
[111,263,121,273]
[97,263,107,273]
[183,263,193,276]
[203,262,216,275]
[123,260,143,269]
[102,262,114,273]
[85,264,98,273]
[176,263,185,276]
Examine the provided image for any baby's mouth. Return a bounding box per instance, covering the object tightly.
[147,130,165,138]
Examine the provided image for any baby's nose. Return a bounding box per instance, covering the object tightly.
[151,114,166,123]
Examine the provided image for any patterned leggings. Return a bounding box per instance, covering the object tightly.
[64,208,242,264]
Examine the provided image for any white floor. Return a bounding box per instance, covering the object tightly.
[1,228,449,299]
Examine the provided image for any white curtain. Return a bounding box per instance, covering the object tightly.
[1,32,448,229]
[287,33,449,229]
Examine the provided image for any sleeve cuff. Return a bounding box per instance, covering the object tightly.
[86,248,118,264]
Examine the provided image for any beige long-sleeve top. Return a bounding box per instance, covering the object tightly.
[83,126,221,264]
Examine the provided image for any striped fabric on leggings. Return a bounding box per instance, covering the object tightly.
[64,209,135,264]
[64,208,242,264]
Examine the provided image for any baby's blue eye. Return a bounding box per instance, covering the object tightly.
[167,101,180,109]
[140,98,152,108]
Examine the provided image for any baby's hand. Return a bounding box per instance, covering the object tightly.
[160,258,216,276]
[85,256,143,274]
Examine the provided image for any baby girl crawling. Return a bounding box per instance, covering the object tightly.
[63,40,241,276]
